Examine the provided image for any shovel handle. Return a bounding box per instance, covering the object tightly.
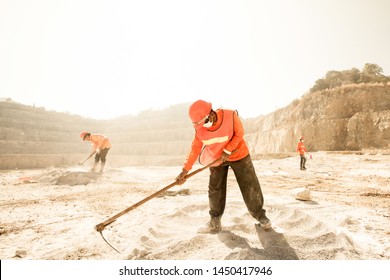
[95,157,221,232]
[79,151,96,165]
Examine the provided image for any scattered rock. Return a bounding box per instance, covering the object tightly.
[17,176,37,184]
[14,250,27,258]
[158,188,190,197]
[293,187,312,201]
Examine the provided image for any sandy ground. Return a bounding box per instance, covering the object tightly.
[1,151,389,260]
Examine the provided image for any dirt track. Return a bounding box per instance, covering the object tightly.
[1,151,389,260]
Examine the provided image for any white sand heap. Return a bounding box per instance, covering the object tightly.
[55,171,99,186]
[31,169,100,186]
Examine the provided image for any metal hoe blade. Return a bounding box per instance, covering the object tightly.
[96,226,121,254]
[95,158,222,253]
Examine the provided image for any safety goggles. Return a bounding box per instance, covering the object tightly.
[192,115,210,128]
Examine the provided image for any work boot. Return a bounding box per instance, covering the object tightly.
[99,162,105,174]
[258,216,272,229]
[91,162,98,172]
[198,216,222,234]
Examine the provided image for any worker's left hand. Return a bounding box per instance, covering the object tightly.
[96,148,101,154]
[220,152,230,162]
[175,169,188,185]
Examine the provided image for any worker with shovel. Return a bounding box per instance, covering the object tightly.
[79,131,112,173]
[175,100,271,233]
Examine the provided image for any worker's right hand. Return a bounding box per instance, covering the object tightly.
[175,169,188,185]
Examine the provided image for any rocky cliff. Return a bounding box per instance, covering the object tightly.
[245,82,390,154]
[1,82,389,169]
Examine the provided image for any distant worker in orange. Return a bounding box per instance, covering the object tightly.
[175,100,271,233]
[79,132,112,173]
[296,136,307,170]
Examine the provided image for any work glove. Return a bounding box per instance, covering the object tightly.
[175,169,188,185]
[220,151,230,162]
[96,148,101,154]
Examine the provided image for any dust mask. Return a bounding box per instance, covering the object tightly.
[203,121,212,128]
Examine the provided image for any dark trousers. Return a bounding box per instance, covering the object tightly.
[94,148,110,163]
[208,154,267,222]
[300,154,306,169]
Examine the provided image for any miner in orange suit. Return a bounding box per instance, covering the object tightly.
[297,136,307,170]
[79,132,112,173]
[175,100,271,233]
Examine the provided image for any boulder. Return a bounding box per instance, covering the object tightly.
[293,187,312,201]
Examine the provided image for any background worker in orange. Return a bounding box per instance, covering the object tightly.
[175,100,271,232]
[297,136,307,170]
[79,132,112,173]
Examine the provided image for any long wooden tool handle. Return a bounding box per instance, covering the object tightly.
[95,158,221,232]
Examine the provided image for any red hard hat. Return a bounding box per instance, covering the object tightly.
[189,100,212,123]
[80,131,89,139]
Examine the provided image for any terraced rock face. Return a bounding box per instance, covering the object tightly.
[1,82,390,170]
[0,101,192,169]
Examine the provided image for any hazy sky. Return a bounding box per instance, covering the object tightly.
[1,0,389,120]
